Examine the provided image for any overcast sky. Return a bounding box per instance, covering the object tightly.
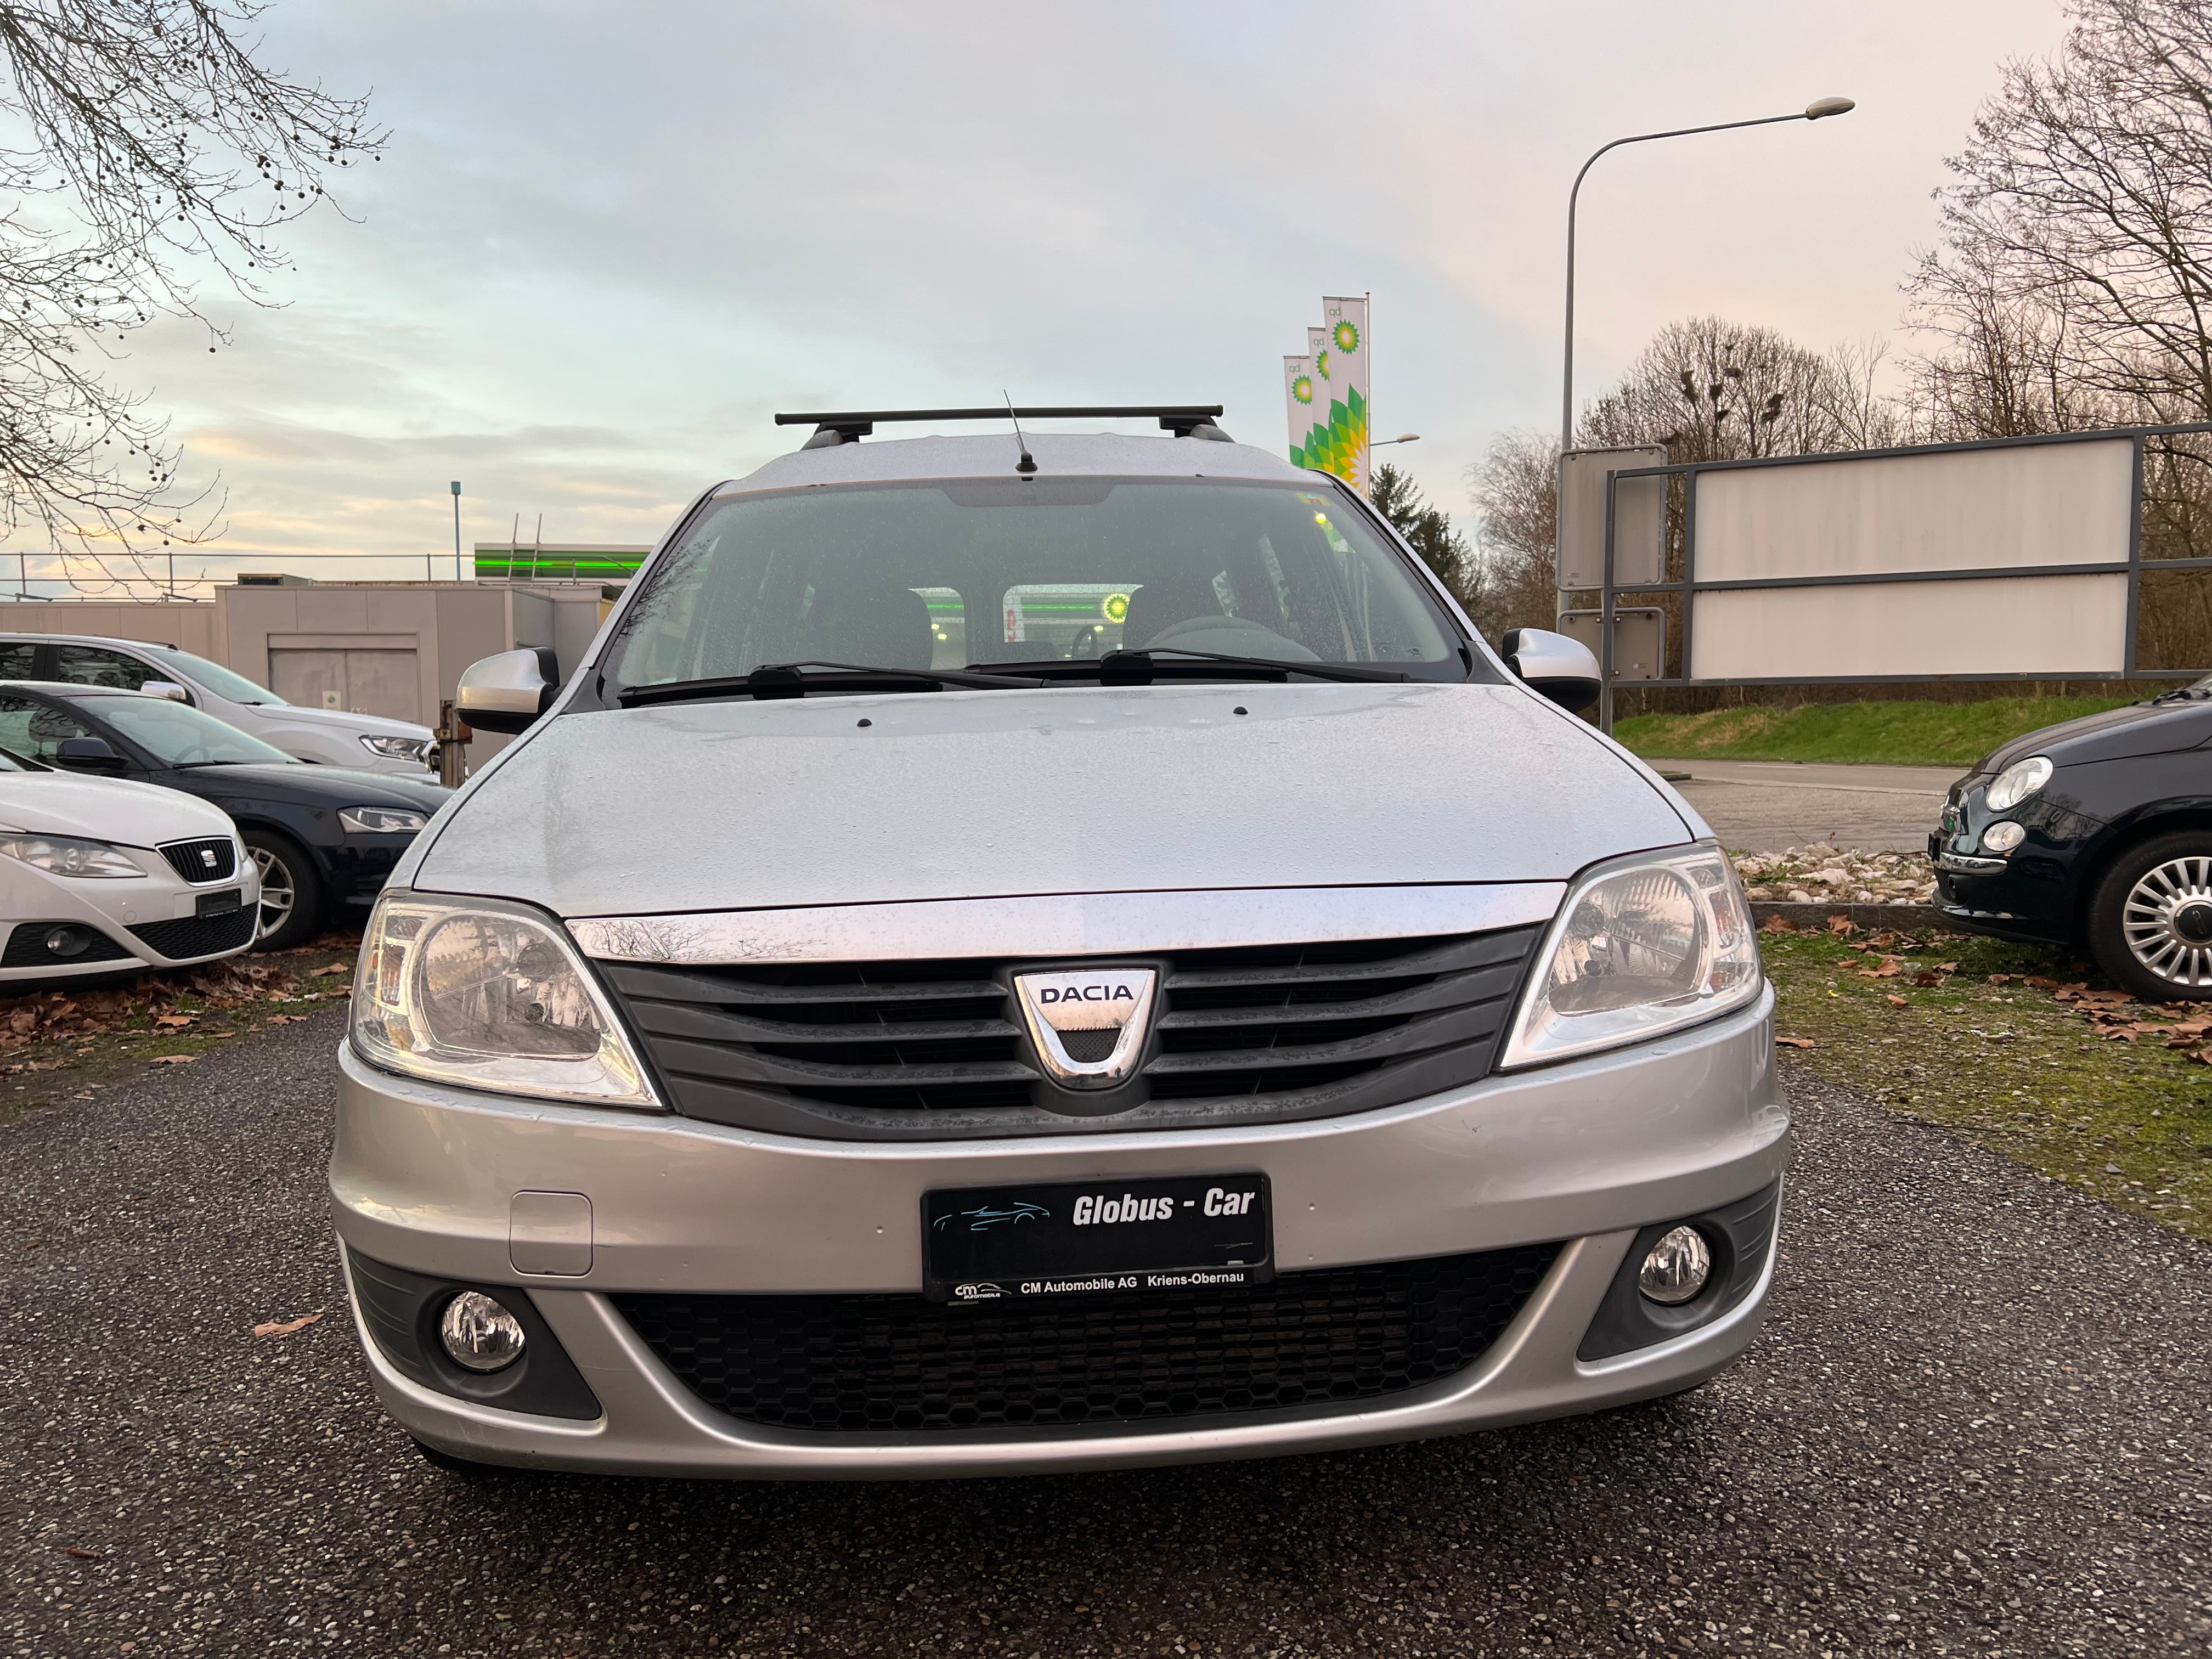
[52,0,2072,594]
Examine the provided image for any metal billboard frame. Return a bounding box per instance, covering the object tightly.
[1587,421,2212,729]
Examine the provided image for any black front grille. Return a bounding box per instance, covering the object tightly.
[604,923,1542,1141]
[615,1244,1559,1434]
[157,837,237,883]
[1,922,133,969]
[129,906,256,962]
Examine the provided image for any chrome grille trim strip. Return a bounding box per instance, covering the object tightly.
[568,884,1566,967]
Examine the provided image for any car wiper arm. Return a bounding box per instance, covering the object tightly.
[618,662,1046,708]
[973,649,1408,685]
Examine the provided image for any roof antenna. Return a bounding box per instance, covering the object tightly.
[1003,391,1038,475]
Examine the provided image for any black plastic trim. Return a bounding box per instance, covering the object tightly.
[1576,1181,1782,1362]
[345,1246,601,1421]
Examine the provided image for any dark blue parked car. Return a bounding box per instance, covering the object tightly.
[1933,684,2212,1001]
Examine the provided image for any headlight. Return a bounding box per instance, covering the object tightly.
[1984,755,2052,812]
[339,806,429,834]
[351,892,660,1110]
[360,735,432,762]
[0,835,145,878]
[1499,840,1763,1070]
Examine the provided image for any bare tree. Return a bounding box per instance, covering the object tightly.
[1462,429,1559,642]
[1576,317,1905,461]
[1905,0,2212,428]
[0,2,384,589]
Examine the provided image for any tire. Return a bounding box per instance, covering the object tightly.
[2087,830,2212,1002]
[241,828,323,953]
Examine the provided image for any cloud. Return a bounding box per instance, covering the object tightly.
[7,0,2072,591]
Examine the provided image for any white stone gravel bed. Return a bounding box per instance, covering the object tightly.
[1734,845,1938,906]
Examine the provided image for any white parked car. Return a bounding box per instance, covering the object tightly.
[0,633,435,775]
[0,745,261,980]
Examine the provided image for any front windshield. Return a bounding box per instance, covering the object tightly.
[91,696,295,765]
[145,645,288,706]
[601,477,1471,693]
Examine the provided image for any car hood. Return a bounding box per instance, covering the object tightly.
[1978,698,2212,774]
[0,772,236,847]
[410,682,1694,919]
[245,702,433,741]
[177,763,452,810]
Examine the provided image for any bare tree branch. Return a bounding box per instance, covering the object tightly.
[0,2,385,577]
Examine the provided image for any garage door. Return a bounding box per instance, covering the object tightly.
[268,648,422,723]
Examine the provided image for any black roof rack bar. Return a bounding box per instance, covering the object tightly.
[774,405,1223,426]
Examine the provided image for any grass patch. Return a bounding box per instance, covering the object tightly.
[1617,697,2137,768]
[0,934,358,1128]
[1762,923,2212,1239]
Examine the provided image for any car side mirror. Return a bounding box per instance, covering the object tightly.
[139,680,190,703]
[54,736,128,775]
[1502,628,1602,714]
[457,648,560,735]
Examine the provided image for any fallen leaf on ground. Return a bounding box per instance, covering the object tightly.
[153,1013,195,1029]
[252,1312,323,1338]
[64,1545,101,1560]
[1987,973,2013,985]
[1826,915,1858,936]
[1911,971,1945,988]
[1775,1036,1818,1048]
[145,1054,194,1065]
[311,964,347,977]
[1886,994,1909,1008]
[1760,915,1798,934]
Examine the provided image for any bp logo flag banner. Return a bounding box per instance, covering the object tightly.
[1283,353,1317,460]
[1289,297,1370,490]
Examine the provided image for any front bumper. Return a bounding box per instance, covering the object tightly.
[0,851,259,980]
[330,989,1786,1478]
[1928,778,2086,946]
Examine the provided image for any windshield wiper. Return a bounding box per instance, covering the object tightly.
[617,662,1047,708]
[2149,686,2212,704]
[976,648,1409,685]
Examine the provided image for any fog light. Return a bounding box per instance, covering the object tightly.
[438,1291,526,1372]
[1980,820,2027,854]
[43,927,90,958]
[1638,1226,1712,1305]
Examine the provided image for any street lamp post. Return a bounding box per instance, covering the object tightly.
[1561,96,1854,732]
[1370,433,1421,447]
[450,481,462,583]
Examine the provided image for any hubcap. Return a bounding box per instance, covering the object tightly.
[250,845,295,941]
[2121,856,2212,986]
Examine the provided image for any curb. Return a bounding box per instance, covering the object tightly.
[1749,901,1954,932]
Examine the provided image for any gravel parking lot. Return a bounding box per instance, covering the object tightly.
[4,1013,2209,1658]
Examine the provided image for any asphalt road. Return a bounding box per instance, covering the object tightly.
[1648,759,1959,855]
[4,1013,2210,1658]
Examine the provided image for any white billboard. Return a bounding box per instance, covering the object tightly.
[1685,438,2136,680]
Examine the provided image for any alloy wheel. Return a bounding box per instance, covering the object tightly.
[250,844,296,943]
[2120,855,2212,989]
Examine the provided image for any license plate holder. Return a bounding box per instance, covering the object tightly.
[923,1173,1273,1302]
[195,888,243,917]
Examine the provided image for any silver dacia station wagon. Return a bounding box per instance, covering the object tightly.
[333,406,1784,1479]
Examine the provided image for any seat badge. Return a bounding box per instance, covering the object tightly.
[1012,967,1159,1091]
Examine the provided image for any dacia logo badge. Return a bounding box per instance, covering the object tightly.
[1011,966,1158,1091]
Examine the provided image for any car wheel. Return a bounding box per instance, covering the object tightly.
[241,830,323,953]
[2088,831,2212,1002]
